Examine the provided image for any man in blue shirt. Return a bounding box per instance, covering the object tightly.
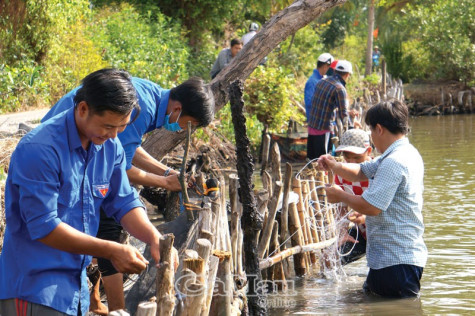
[304,52,334,118]
[0,69,165,315]
[318,100,427,298]
[42,72,214,312]
[307,60,352,160]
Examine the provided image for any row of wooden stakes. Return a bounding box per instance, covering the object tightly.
[119,141,339,316]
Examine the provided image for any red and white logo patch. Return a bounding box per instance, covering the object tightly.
[94,184,110,198]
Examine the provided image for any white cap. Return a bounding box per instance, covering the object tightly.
[249,22,259,31]
[335,60,353,74]
[317,53,334,64]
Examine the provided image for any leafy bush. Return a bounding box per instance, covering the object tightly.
[0,63,49,113]
[90,3,190,87]
[243,62,305,133]
[44,21,108,102]
[213,103,264,156]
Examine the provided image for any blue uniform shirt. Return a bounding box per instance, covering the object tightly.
[304,69,324,120]
[0,108,143,315]
[42,77,170,170]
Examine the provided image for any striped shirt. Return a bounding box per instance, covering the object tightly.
[360,138,428,269]
[308,74,348,131]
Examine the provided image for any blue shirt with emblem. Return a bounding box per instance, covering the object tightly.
[304,69,324,121]
[42,77,170,170]
[360,138,428,270]
[0,108,144,315]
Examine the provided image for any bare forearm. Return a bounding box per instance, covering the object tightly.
[132,146,176,176]
[333,162,367,182]
[339,193,381,216]
[127,165,167,187]
[39,222,119,259]
[120,208,161,245]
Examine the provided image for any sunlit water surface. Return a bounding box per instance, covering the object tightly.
[268,115,475,315]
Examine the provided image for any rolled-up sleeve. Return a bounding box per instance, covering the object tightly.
[362,157,402,212]
[11,144,62,240]
[101,145,143,222]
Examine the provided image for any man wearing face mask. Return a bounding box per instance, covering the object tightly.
[42,74,214,313]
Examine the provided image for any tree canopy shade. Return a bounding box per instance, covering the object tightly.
[142,0,348,160]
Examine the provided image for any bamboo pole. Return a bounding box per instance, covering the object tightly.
[292,178,311,269]
[155,234,175,316]
[209,251,233,316]
[136,301,157,316]
[280,163,292,244]
[257,181,283,259]
[200,256,219,316]
[287,202,306,276]
[229,173,243,276]
[302,180,317,265]
[269,220,287,291]
[270,142,282,183]
[260,133,271,175]
[179,121,194,222]
[316,171,333,239]
[198,208,215,246]
[259,237,337,270]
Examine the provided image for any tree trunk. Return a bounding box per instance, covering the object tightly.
[142,0,348,160]
[229,80,266,315]
[365,0,375,76]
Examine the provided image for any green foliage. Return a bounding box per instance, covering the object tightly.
[44,20,108,102]
[214,103,264,155]
[393,0,475,82]
[243,63,305,134]
[90,3,190,86]
[363,73,380,87]
[331,34,367,76]
[0,63,49,113]
[277,22,328,77]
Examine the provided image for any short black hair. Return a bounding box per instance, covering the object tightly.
[317,61,329,69]
[231,38,243,47]
[335,70,349,77]
[170,77,215,127]
[365,99,409,135]
[74,68,140,121]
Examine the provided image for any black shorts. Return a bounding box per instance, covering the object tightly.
[307,134,332,160]
[364,264,423,298]
[96,208,123,276]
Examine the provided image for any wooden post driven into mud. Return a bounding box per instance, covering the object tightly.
[179,121,194,222]
[229,80,266,315]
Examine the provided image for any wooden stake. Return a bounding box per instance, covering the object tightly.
[209,251,232,316]
[280,163,292,244]
[179,121,194,222]
[258,181,283,259]
[155,234,175,316]
[288,202,306,276]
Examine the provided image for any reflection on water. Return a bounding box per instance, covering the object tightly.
[269,115,475,315]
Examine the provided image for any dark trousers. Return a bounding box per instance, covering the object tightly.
[307,133,332,160]
[96,208,123,276]
[364,264,423,298]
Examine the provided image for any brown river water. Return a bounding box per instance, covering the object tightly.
[268,114,475,315]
